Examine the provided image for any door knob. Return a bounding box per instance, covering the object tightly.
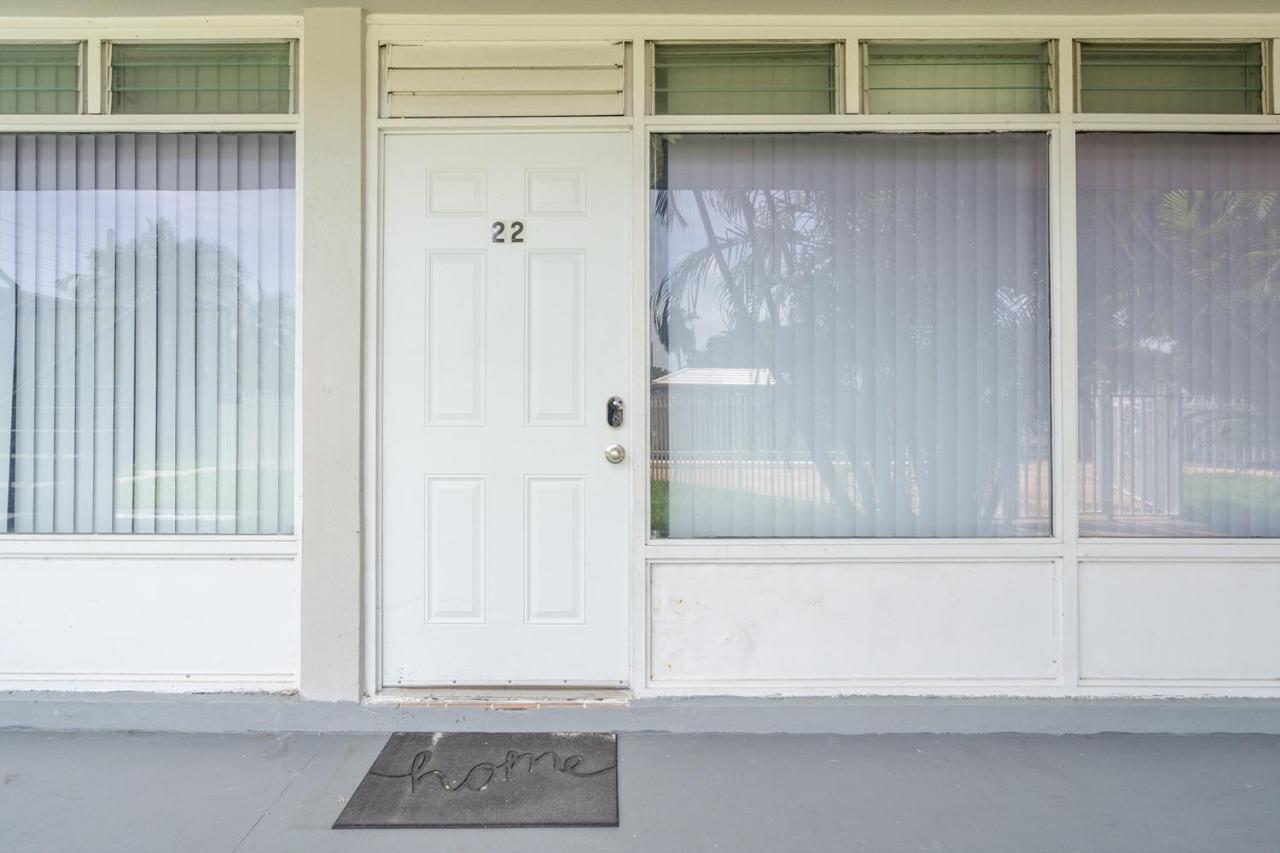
[604,444,626,464]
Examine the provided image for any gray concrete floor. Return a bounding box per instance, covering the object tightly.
[1,731,1278,853]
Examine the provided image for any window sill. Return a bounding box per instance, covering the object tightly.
[0,535,298,560]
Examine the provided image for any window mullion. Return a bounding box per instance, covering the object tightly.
[844,34,861,115]
[1272,38,1279,114]
[86,37,102,115]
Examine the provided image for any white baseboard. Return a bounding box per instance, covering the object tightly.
[0,672,297,693]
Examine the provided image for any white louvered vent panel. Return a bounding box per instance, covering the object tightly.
[383,41,626,118]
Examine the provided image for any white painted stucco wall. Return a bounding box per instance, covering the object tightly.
[298,6,365,701]
[1,7,1278,700]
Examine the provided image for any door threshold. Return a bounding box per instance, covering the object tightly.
[370,686,633,709]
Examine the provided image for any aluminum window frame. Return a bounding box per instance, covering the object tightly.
[646,39,845,115]
[0,17,302,556]
[1073,37,1272,115]
[104,38,298,117]
[858,38,1058,115]
[0,39,87,115]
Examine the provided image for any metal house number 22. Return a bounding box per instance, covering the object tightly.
[490,220,525,243]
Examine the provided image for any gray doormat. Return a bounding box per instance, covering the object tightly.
[333,731,618,828]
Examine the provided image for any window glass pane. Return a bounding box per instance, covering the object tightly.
[653,43,836,115]
[650,133,1052,538]
[1077,133,1280,537]
[1078,42,1264,114]
[111,42,292,115]
[0,43,79,115]
[864,41,1051,114]
[0,132,296,534]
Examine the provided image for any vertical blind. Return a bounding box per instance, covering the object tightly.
[110,42,293,115]
[652,43,838,115]
[1077,133,1280,537]
[651,132,1051,538]
[863,41,1053,115]
[0,43,80,115]
[0,132,296,534]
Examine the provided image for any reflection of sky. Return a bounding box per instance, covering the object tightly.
[0,189,294,301]
[652,189,789,370]
[651,185,1050,376]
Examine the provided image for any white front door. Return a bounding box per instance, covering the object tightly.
[381,132,632,687]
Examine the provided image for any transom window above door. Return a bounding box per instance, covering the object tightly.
[380,41,627,118]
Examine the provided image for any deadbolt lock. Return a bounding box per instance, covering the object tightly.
[606,396,625,428]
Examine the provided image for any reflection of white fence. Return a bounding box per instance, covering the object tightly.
[650,385,831,504]
[650,384,1050,521]
[1080,393,1183,518]
[1080,392,1280,521]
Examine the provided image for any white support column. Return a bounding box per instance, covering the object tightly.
[300,6,364,701]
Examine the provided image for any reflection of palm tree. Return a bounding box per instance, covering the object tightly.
[89,219,295,349]
[1081,188,1280,387]
[1075,158,1280,534]
[1080,187,1280,474]
[1160,190,1280,383]
[664,186,863,519]
[654,183,1046,532]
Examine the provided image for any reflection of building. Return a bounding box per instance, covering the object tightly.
[651,366,777,461]
[651,365,864,517]
[652,368,795,535]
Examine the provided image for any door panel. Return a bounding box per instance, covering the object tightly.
[381,132,631,687]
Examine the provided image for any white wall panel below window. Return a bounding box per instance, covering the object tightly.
[648,560,1060,688]
[0,556,299,692]
[1079,561,1280,685]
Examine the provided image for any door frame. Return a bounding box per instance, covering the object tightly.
[363,115,646,699]
[373,128,638,695]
